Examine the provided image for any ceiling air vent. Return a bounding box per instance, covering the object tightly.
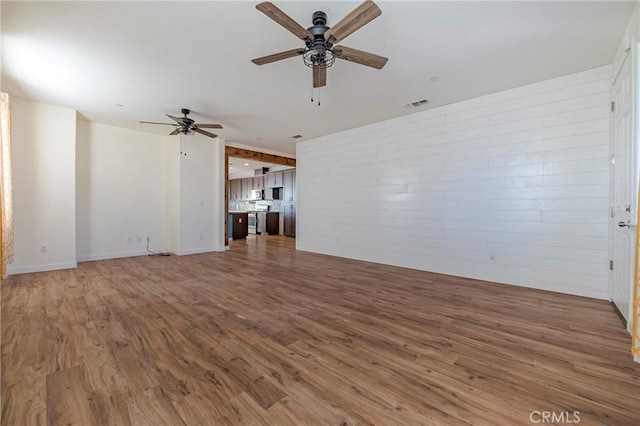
[403,99,429,109]
[291,134,303,139]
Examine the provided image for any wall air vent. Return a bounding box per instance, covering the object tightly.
[403,99,429,109]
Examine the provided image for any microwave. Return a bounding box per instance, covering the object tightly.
[265,187,282,200]
[250,189,263,200]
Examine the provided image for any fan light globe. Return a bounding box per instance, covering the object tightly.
[302,49,336,68]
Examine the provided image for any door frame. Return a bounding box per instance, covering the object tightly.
[609,38,638,334]
[631,40,640,359]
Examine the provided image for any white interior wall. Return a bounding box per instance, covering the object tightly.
[176,134,225,255]
[9,97,225,272]
[613,3,639,75]
[76,119,170,261]
[211,137,226,252]
[298,66,612,300]
[9,97,77,273]
[166,134,181,254]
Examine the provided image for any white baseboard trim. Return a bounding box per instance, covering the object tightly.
[8,262,78,275]
[77,250,160,262]
[296,245,610,301]
[174,247,218,256]
[79,246,226,260]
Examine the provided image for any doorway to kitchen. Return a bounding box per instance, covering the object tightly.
[225,146,296,248]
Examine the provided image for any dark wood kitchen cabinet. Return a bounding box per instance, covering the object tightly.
[266,212,279,235]
[282,169,296,237]
[241,178,252,200]
[229,179,241,201]
[266,171,283,188]
[252,175,264,190]
[283,169,295,202]
[283,204,295,237]
[228,213,248,239]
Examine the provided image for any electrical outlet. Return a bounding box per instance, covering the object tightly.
[128,237,132,244]
[137,236,142,243]
[40,245,47,254]
[199,234,204,241]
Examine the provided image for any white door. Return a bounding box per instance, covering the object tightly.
[610,52,634,326]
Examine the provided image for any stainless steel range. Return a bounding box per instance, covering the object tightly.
[248,205,269,235]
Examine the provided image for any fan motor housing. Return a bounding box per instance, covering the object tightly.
[180,108,194,125]
[308,11,329,40]
[312,11,327,26]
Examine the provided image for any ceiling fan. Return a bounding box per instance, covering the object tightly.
[252,0,388,88]
[140,108,222,138]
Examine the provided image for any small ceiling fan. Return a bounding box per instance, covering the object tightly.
[140,108,223,138]
[252,0,388,88]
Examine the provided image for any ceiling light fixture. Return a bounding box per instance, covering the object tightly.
[139,108,222,139]
[244,163,249,166]
[253,2,387,93]
[302,12,336,69]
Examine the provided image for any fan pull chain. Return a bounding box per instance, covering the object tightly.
[180,135,188,156]
[310,88,321,106]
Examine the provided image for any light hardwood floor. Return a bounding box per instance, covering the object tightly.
[2,236,639,425]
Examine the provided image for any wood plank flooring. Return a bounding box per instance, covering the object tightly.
[2,236,639,425]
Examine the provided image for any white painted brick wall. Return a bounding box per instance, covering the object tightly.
[297,66,612,299]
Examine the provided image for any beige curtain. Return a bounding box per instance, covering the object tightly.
[0,93,14,279]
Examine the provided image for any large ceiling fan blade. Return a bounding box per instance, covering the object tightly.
[193,128,218,139]
[140,121,176,126]
[334,45,388,69]
[194,124,223,129]
[256,2,312,41]
[252,48,305,65]
[166,114,182,123]
[324,0,382,44]
[313,65,326,88]
[169,129,181,135]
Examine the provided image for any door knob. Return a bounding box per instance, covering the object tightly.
[618,221,636,228]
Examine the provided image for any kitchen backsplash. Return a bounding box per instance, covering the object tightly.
[230,200,283,213]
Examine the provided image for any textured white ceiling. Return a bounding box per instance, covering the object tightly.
[1,1,635,155]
